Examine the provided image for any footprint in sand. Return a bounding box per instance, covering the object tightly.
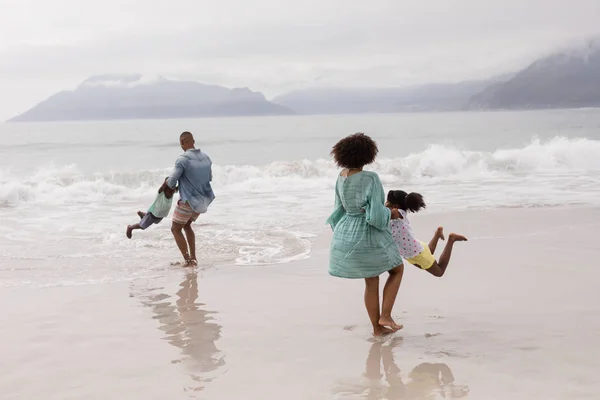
[343,325,357,332]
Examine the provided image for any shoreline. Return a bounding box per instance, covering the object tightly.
[2,205,600,399]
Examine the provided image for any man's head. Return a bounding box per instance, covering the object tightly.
[180,131,195,151]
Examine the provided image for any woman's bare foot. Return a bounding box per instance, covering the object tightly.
[373,326,395,336]
[137,211,145,219]
[436,226,445,241]
[126,225,133,239]
[449,233,468,242]
[379,316,404,331]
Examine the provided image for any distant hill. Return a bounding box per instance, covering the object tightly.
[8,74,294,122]
[469,39,600,109]
[272,77,510,115]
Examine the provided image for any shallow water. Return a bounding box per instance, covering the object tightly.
[1,110,600,284]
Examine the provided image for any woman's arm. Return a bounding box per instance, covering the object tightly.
[364,173,394,230]
[326,179,345,231]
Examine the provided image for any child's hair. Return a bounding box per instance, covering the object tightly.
[387,190,426,213]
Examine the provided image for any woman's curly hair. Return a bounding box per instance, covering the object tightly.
[330,133,379,169]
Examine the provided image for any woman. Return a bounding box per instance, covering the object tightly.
[326,133,404,336]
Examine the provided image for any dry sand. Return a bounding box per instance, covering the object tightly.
[1,207,600,399]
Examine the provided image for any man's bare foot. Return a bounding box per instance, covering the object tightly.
[186,259,198,267]
[379,316,404,331]
[182,254,197,266]
[449,233,468,242]
[373,326,395,336]
[137,211,145,219]
[126,225,133,239]
[436,226,445,241]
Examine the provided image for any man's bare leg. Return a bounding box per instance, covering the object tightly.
[171,222,191,262]
[183,221,197,265]
[428,226,445,254]
[379,265,404,331]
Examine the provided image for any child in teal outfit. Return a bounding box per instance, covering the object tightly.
[126,178,177,239]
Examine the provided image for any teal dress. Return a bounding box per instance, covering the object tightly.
[326,171,403,279]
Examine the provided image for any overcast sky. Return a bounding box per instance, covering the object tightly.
[1,0,599,120]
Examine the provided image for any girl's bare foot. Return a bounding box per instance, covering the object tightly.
[137,211,145,219]
[449,233,468,242]
[373,326,395,336]
[379,316,404,331]
[436,226,445,241]
[126,225,133,239]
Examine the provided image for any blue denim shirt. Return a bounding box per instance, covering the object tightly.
[167,149,215,213]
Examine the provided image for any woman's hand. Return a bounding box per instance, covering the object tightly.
[390,208,402,220]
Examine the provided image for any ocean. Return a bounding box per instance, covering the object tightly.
[1,109,600,287]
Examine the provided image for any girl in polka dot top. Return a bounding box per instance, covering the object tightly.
[386,190,467,277]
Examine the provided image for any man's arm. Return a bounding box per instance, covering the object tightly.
[166,157,185,189]
[207,155,213,182]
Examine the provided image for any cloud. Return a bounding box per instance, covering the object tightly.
[1,0,600,119]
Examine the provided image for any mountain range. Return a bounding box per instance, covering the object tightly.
[8,39,600,122]
[468,40,600,109]
[271,77,510,114]
[9,74,293,122]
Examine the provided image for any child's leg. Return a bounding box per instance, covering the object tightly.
[137,211,146,219]
[428,226,445,254]
[425,233,467,277]
[126,223,142,239]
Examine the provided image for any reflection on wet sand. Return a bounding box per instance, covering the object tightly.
[333,337,469,399]
[137,271,225,393]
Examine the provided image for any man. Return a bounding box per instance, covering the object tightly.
[164,131,215,265]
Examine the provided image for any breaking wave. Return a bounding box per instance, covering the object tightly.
[2,136,599,208]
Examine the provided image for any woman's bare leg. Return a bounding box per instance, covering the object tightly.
[428,226,445,254]
[364,342,383,380]
[364,276,392,336]
[379,265,404,331]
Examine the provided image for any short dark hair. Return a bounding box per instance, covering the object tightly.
[387,190,426,213]
[180,131,193,139]
[330,133,378,169]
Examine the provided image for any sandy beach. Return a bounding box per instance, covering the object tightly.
[1,206,600,399]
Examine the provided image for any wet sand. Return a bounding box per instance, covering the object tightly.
[1,207,600,399]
